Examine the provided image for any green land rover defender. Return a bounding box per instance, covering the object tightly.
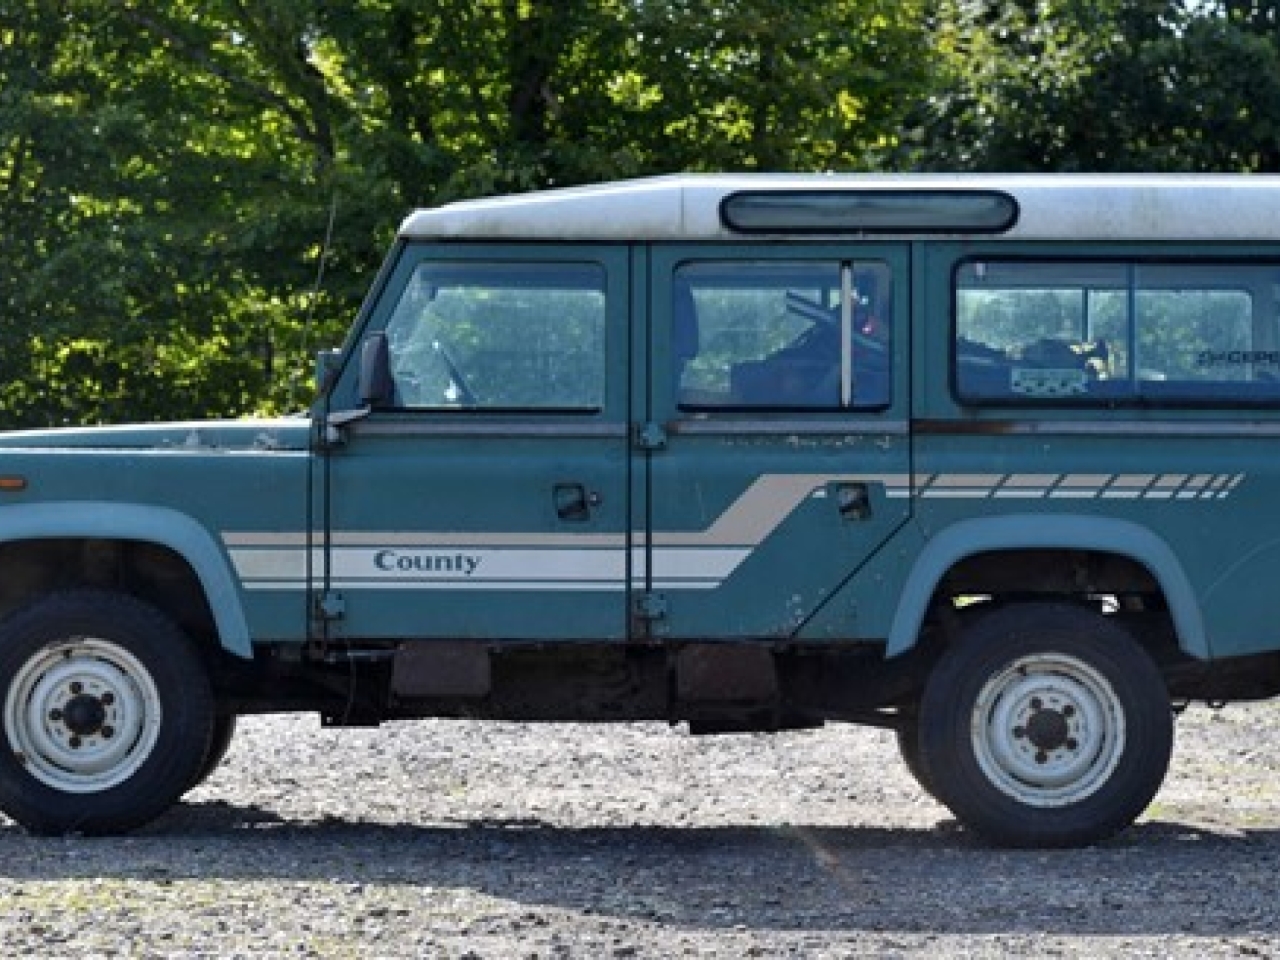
[1,174,1279,847]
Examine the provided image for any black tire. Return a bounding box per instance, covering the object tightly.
[917,603,1173,848]
[894,711,938,800]
[0,589,214,835]
[187,713,236,793]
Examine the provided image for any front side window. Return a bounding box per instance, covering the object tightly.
[383,261,606,411]
[674,260,891,410]
[956,260,1280,403]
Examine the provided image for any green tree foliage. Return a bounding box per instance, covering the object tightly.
[4,1,1280,427]
[618,0,932,171]
[0,0,934,426]
[1,1,329,424]
[917,0,1280,172]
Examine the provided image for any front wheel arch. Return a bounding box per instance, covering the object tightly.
[0,503,254,658]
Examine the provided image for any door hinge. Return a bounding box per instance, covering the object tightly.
[314,590,346,621]
[635,422,667,451]
[635,592,668,620]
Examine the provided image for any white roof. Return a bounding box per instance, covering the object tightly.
[399,173,1280,242]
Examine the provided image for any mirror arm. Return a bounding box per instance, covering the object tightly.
[318,332,393,449]
[320,405,370,448]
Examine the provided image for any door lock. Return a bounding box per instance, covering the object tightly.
[554,483,601,521]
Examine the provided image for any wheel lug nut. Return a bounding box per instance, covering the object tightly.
[1030,698,1043,711]
[69,736,81,749]
[1013,726,1026,739]
[49,709,62,723]
[70,682,83,695]
[1066,738,1078,750]
[101,692,115,706]
[1035,751,1048,764]
[1062,705,1075,718]
[101,726,114,739]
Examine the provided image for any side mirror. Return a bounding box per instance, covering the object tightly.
[358,332,393,407]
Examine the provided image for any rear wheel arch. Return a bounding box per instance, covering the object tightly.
[885,515,1206,660]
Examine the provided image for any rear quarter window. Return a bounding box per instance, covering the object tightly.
[955,260,1280,404]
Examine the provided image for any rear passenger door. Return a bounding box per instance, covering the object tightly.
[640,246,912,639]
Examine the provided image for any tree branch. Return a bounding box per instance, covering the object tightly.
[117,5,323,156]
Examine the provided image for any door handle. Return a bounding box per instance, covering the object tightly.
[835,482,872,521]
[554,483,601,521]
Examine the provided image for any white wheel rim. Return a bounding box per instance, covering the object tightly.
[4,639,162,794]
[971,652,1125,808]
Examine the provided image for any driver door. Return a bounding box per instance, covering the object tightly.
[322,243,634,641]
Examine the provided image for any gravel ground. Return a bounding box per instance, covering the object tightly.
[2,703,1280,957]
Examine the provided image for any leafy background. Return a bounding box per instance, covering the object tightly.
[0,0,1272,426]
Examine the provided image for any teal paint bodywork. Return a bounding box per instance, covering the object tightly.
[3,232,1280,669]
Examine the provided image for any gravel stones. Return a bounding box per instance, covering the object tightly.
[0,703,1278,956]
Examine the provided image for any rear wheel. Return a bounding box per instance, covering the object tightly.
[0,589,214,834]
[918,603,1172,848]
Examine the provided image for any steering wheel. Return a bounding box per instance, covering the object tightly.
[432,340,479,406]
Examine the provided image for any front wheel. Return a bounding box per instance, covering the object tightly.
[894,711,938,800]
[0,589,214,834]
[917,603,1173,848]
[186,713,237,793]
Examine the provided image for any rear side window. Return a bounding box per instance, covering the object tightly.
[955,260,1280,404]
[674,260,892,410]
